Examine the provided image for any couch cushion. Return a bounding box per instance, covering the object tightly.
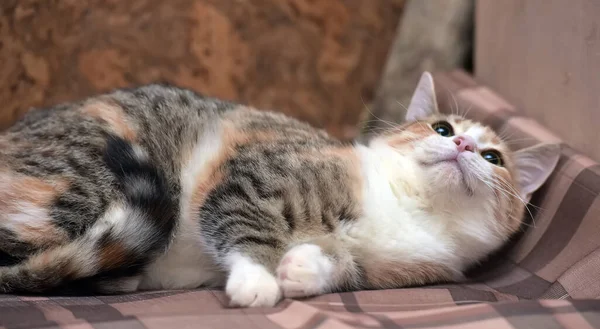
[0,291,598,328]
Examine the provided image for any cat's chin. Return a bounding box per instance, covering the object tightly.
[425,160,475,196]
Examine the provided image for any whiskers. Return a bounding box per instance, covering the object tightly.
[358,98,424,146]
[444,86,472,120]
[494,175,543,228]
[359,96,405,135]
[466,166,539,230]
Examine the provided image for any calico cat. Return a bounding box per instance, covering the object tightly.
[0,72,559,307]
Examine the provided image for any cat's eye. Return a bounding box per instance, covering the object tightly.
[431,121,454,137]
[481,150,503,166]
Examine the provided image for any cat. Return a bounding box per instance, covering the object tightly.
[0,72,560,307]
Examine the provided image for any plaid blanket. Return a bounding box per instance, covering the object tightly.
[1,71,599,329]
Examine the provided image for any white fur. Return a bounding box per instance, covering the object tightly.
[225,252,281,307]
[138,228,222,290]
[277,244,334,298]
[92,204,157,253]
[464,125,488,145]
[4,202,52,232]
[138,195,224,290]
[343,141,504,274]
[140,124,225,290]
[179,124,225,218]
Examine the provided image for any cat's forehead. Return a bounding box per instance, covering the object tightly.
[437,115,506,149]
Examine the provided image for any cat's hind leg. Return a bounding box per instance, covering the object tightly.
[0,135,178,294]
[0,173,71,263]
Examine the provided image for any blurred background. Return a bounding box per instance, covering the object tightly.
[1,0,598,161]
[0,0,472,141]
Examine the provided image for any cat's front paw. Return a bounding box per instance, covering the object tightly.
[226,254,282,307]
[276,244,333,298]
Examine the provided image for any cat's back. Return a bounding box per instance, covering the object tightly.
[0,84,237,263]
[4,84,234,163]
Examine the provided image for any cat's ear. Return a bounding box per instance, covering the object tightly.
[405,72,440,122]
[513,143,561,201]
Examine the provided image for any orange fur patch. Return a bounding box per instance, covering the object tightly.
[477,126,500,145]
[80,100,136,141]
[385,121,436,148]
[98,242,128,269]
[28,251,54,269]
[189,162,226,220]
[491,155,524,235]
[0,173,69,247]
[186,124,250,222]
[358,255,455,289]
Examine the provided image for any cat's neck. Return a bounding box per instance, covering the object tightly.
[355,139,487,216]
[355,140,435,210]
[354,141,427,218]
[352,141,504,267]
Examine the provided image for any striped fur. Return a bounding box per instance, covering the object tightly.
[0,73,560,307]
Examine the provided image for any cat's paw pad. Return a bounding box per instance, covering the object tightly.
[226,255,282,307]
[276,244,333,298]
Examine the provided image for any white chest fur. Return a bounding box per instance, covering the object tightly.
[342,143,503,273]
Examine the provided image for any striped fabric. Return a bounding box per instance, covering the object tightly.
[1,71,599,329]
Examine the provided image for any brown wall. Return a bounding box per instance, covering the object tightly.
[0,0,404,141]
[476,0,600,160]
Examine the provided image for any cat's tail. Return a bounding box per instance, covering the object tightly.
[0,135,178,295]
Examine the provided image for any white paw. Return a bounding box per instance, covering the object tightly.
[276,244,333,298]
[225,253,282,307]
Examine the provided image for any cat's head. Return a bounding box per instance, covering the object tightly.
[377,72,560,235]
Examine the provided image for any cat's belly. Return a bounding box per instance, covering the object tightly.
[138,231,224,290]
[137,119,228,291]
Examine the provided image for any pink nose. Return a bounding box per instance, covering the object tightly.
[453,135,476,152]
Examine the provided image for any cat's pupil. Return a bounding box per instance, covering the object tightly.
[431,121,454,137]
[436,127,449,136]
[482,151,502,166]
